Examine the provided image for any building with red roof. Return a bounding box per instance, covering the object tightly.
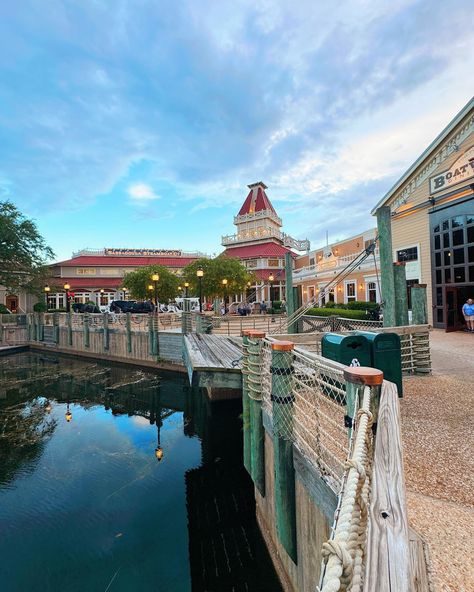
[222,182,310,305]
[46,248,203,309]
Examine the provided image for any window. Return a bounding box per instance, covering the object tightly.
[345,282,356,303]
[268,258,279,267]
[309,257,315,266]
[76,268,96,275]
[367,282,377,303]
[396,246,418,262]
[308,286,315,300]
[328,291,335,303]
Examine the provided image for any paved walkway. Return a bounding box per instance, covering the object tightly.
[401,329,474,591]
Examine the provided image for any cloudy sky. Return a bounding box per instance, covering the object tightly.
[1,0,473,261]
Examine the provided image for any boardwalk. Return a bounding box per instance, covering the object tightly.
[183,333,242,391]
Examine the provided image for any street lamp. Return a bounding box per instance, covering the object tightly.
[196,267,204,312]
[268,274,274,319]
[184,282,189,298]
[63,283,71,312]
[122,287,127,300]
[44,285,50,310]
[65,402,72,422]
[151,273,159,311]
[222,278,228,314]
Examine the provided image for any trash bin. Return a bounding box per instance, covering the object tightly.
[354,331,403,397]
[321,333,372,367]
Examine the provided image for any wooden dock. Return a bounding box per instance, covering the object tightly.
[183,333,243,393]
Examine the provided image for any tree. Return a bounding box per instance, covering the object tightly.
[0,201,54,293]
[182,257,255,298]
[122,265,180,302]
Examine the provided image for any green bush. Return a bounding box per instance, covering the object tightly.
[324,301,337,308]
[345,300,379,311]
[0,304,11,314]
[272,300,282,310]
[49,307,67,312]
[305,307,369,320]
[33,302,47,312]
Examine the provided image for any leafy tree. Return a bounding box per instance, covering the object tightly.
[122,265,180,302]
[182,257,255,298]
[0,201,54,293]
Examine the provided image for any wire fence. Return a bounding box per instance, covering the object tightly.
[39,312,182,331]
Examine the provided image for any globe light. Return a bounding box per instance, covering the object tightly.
[63,283,71,290]
[196,267,204,278]
[44,286,51,293]
[152,273,159,282]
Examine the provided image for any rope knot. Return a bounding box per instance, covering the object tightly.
[344,458,366,481]
[321,540,353,573]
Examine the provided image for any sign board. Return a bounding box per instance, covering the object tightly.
[104,248,182,257]
[429,145,474,194]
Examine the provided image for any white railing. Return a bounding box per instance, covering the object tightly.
[294,250,380,280]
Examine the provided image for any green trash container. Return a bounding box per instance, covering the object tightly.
[321,333,372,367]
[354,331,403,397]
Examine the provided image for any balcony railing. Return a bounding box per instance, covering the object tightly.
[293,249,379,280]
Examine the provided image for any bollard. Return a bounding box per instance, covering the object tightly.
[247,330,266,497]
[83,313,90,348]
[271,340,297,563]
[343,366,384,432]
[126,312,132,354]
[241,330,252,475]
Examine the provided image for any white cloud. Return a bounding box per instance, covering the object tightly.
[127,183,160,204]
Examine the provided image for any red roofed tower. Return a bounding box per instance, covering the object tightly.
[222,182,310,307]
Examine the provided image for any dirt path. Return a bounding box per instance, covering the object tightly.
[401,329,474,591]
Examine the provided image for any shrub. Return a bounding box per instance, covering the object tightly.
[305,307,369,320]
[33,302,47,312]
[324,301,337,308]
[345,300,379,311]
[0,303,10,314]
[272,300,282,310]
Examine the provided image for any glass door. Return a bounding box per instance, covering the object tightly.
[445,287,458,332]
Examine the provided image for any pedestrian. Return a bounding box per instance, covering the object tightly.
[260,300,267,315]
[462,298,474,332]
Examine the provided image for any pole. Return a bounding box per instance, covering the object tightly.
[154,280,158,311]
[199,276,202,313]
[393,262,409,326]
[285,252,297,334]
[376,206,396,327]
[65,290,70,313]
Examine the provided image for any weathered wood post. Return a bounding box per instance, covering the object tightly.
[344,366,384,432]
[393,262,409,326]
[148,313,154,355]
[285,252,297,334]
[126,312,132,353]
[102,312,109,351]
[247,330,266,496]
[181,299,192,334]
[213,298,220,315]
[271,340,297,563]
[153,313,159,357]
[377,206,396,327]
[83,313,90,348]
[67,312,73,346]
[411,284,427,325]
[345,378,363,443]
[241,330,252,475]
[53,312,59,344]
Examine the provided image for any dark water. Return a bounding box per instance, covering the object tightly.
[0,353,281,592]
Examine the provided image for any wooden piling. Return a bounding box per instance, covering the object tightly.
[102,312,109,350]
[241,330,252,475]
[285,252,297,334]
[411,284,428,325]
[247,330,266,497]
[393,262,409,326]
[377,206,396,327]
[271,340,297,564]
[126,312,132,353]
[83,313,90,348]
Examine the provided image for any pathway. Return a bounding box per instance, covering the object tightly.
[401,329,474,591]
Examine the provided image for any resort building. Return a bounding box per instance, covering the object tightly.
[292,229,380,306]
[372,97,474,330]
[221,182,310,304]
[46,248,203,309]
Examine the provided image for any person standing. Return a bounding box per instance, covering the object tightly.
[462,298,474,332]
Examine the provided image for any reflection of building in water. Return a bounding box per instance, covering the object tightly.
[184,395,282,592]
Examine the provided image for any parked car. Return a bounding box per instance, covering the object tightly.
[110,300,136,313]
[72,302,101,313]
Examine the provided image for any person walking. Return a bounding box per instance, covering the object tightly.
[462,298,474,332]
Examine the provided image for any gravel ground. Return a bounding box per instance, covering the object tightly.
[401,329,474,591]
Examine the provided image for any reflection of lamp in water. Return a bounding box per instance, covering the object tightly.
[155,419,164,461]
[45,400,52,413]
[65,403,72,422]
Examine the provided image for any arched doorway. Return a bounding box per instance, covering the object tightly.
[5,294,19,313]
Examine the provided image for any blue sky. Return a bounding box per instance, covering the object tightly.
[1,0,473,262]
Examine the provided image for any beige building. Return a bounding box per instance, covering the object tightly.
[293,229,380,306]
[372,97,474,330]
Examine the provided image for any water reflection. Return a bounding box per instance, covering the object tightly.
[0,353,280,592]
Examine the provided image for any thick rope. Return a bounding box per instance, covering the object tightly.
[318,386,374,592]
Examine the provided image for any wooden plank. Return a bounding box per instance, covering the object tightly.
[409,528,431,592]
[365,380,411,591]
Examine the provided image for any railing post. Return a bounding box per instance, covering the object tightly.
[181,299,191,334]
[247,330,266,497]
[102,312,109,351]
[343,366,384,432]
[126,312,132,353]
[148,313,154,355]
[241,330,252,475]
[83,313,90,348]
[393,262,409,326]
[53,312,59,344]
[411,284,428,325]
[67,312,73,346]
[271,340,297,563]
[154,313,159,357]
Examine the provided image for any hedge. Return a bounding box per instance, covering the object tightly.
[305,307,369,320]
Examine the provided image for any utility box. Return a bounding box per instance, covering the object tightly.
[321,333,372,367]
[354,331,403,397]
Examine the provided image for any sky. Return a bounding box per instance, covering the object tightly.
[0,0,473,262]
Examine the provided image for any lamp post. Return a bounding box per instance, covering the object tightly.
[222,278,228,314]
[196,267,204,312]
[152,273,160,312]
[184,282,189,298]
[148,284,154,303]
[99,288,104,308]
[268,274,275,322]
[63,283,71,312]
[44,285,50,310]
[155,419,164,462]
[122,287,127,300]
[65,402,72,423]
